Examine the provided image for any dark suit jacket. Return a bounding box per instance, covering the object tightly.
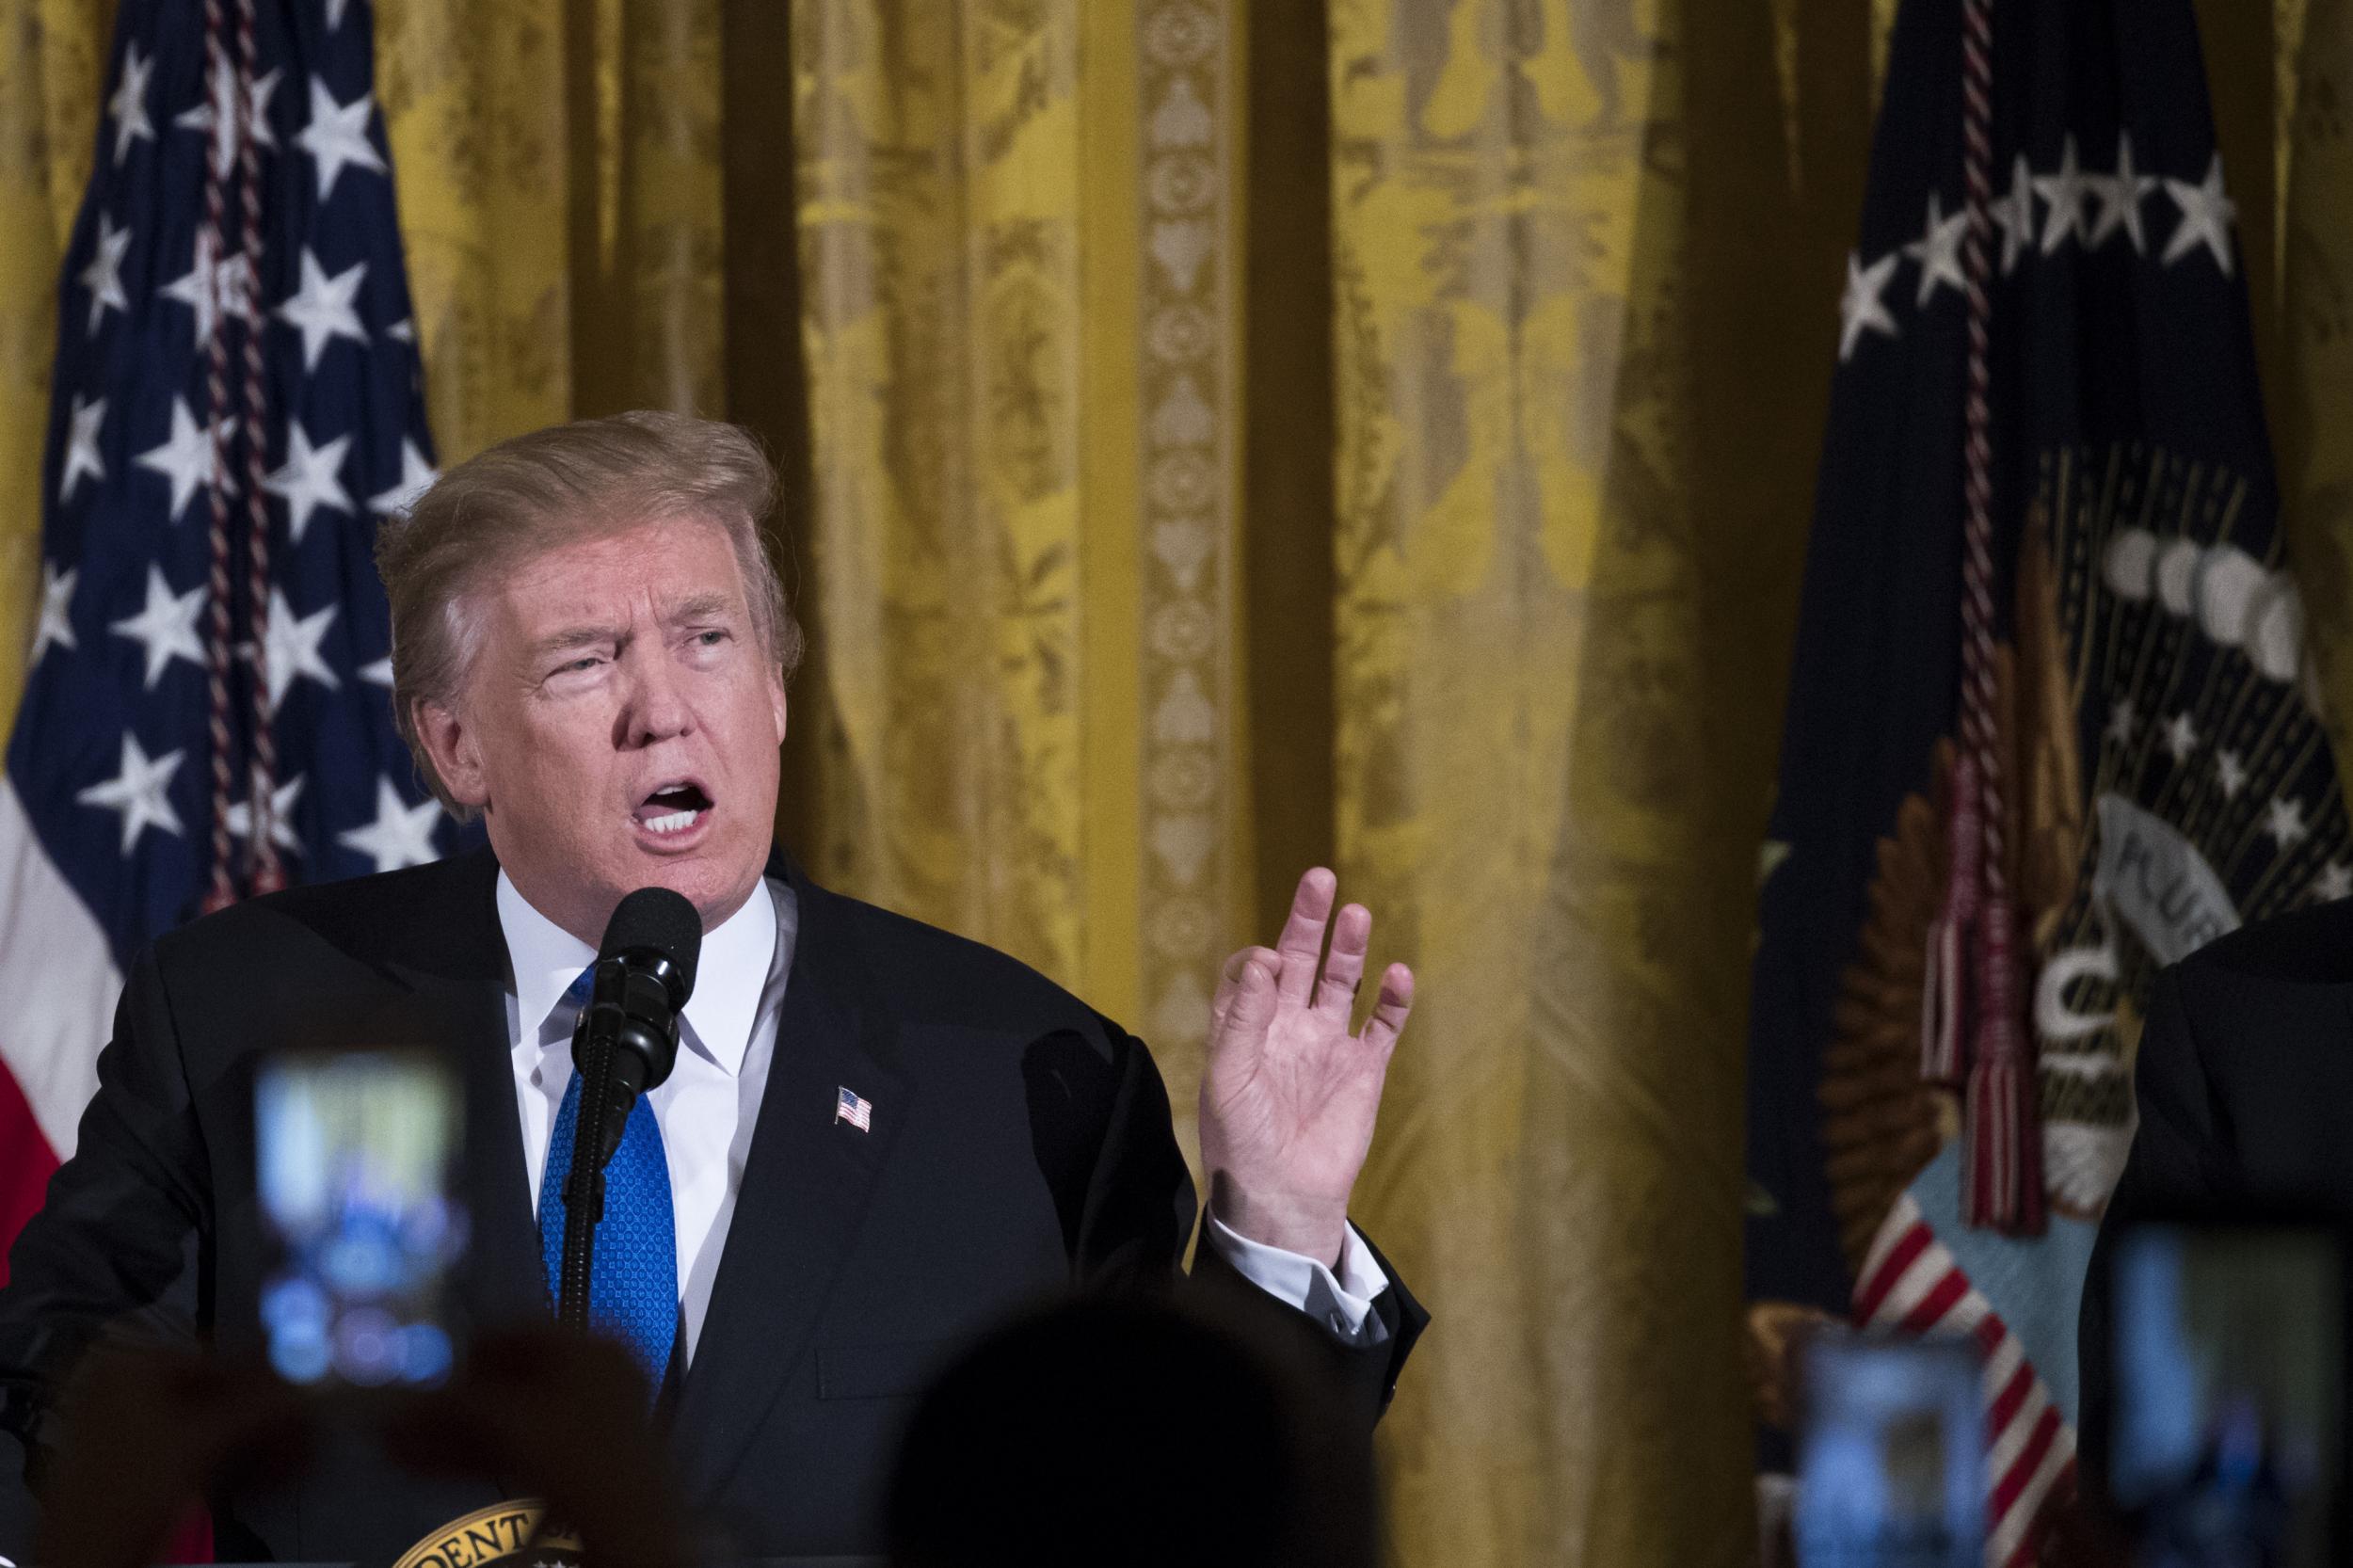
[0,846,1425,1560]
[2079,896,2353,1505]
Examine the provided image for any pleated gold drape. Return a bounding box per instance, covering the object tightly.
[2280,0,2353,715]
[1328,2,1864,1560]
[13,1,2353,1564]
[376,0,729,453]
[0,0,114,742]
[786,0,1257,1172]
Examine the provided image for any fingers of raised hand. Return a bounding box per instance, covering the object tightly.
[1274,867,1338,1007]
[1360,963,1414,1057]
[1316,903,1371,1019]
[1217,942,1277,1000]
[1212,945,1280,1035]
[1233,952,1282,1037]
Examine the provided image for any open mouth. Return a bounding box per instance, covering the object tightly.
[632,780,713,836]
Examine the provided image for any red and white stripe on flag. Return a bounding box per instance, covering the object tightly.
[0,779,123,1283]
[1853,1192,2078,1568]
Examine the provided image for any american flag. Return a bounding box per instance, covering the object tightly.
[1854,1195,2073,1568]
[0,0,455,1300]
[835,1086,872,1133]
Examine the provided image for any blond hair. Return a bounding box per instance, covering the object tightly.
[374,410,804,814]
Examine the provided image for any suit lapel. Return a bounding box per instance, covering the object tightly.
[446,975,548,1332]
[376,846,547,1334]
[669,867,912,1500]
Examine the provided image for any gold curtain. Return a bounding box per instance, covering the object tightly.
[10,1,2353,1564]
[1327,1,1864,1561]
[2280,0,2353,732]
[0,0,113,741]
[375,0,727,454]
[784,0,1253,1164]
[790,0,1096,990]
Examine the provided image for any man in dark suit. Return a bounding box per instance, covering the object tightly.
[0,412,1427,1560]
[2078,898,2353,1509]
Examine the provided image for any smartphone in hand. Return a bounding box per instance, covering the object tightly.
[2107,1218,2346,1568]
[1794,1330,1984,1568]
[254,1048,467,1388]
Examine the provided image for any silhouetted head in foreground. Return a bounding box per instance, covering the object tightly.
[885,1292,1376,1568]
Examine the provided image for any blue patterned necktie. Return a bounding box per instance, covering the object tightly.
[537,967,679,1384]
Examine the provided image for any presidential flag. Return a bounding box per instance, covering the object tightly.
[1740,2,2347,1563]
[0,0,458,1290]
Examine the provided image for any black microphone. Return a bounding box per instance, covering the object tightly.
[557,887,702,1332]
[577,887,702,1165]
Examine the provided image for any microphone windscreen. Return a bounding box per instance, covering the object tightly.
[600,886,703,1002]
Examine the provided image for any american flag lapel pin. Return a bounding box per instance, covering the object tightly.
[834,1085,873,1132]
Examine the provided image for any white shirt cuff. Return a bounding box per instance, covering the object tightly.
[1203,1212,1390,1346]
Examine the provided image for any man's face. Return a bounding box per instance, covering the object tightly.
[416,516,788,943]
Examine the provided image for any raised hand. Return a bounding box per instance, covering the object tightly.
[1198,867,1413,1266]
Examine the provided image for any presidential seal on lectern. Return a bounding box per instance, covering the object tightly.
[390,1502,580,1568]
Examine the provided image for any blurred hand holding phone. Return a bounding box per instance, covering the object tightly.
[255,1048,467,1389]
[2106,1218,2347,1568]
[30,1051,705,1568]
[1794,1331,1984,1568]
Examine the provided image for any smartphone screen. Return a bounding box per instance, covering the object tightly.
[2108,1222,2345,1568]
[255,1048,467,1387]
[1793,1332,1984,1568]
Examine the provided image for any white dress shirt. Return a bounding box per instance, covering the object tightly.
[495,871,1388,1361]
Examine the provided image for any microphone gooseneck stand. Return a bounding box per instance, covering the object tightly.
[557,964,627,1331]
[555,950,687,1331]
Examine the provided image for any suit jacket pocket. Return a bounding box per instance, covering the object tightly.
[815,1337,960,1400]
